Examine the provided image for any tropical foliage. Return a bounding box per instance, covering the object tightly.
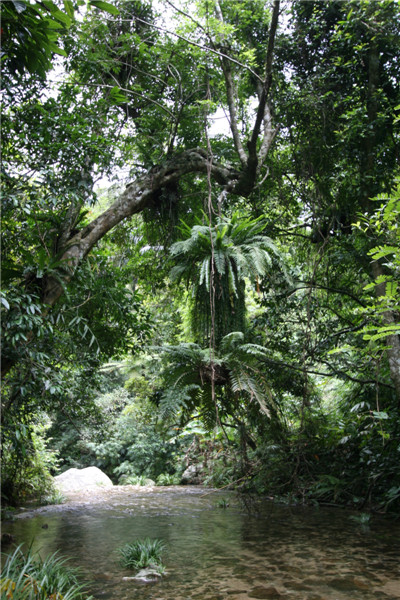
[1,0,400,514]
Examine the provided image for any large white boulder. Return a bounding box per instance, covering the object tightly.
[54,466,113,492]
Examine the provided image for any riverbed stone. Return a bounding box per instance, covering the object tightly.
[353,577,371,590]
[328,576,360,591]
[286,580,311,591]
[1,532,15,545]
[54,466,113,492]
[249,586,283,598]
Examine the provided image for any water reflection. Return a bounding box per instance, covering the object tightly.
[2,486,400,600]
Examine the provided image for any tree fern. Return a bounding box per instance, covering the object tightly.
[155,334,279,430]
[163,212,285,426]
[159,384,201,420]
[229,370,269,416]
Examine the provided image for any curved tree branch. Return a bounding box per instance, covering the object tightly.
[41,148,240,307]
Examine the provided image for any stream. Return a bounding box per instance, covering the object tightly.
[2,485,400,600]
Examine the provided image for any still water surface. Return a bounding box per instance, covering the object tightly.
[3,486,400,600]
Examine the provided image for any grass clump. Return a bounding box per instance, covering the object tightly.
[118,538,165,571]
[215,497,230,508]
[41,489,65,505]
[1,545,91,599]
[120,475,155,487]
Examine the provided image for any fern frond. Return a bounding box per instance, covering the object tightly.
[159,384,201,419]
[220,331,245,353]
[199,258,211,290]
[213,249,226,276]
[170,263,191,283]
[229,368,271,417]
[240,343,269,360]
[198,386,218,430]
[226,261,238,297]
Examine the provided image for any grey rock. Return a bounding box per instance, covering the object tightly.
[132,568,163,582]
[181,465,200,484]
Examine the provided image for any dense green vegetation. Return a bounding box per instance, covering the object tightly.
[1,0,399,514]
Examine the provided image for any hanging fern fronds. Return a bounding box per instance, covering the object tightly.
[228,365,273,417]
[198,386,219,431]
[169,211,281,348]
[220,331,245,353]
[199,258,211,290]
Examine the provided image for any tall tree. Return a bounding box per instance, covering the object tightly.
[271,0,400,401]
[1,0,281,380]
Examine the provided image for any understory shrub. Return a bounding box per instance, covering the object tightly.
[87,395,182,482]
[1,418,60,507]
[40,489,66,505]
[241,389,400,512]
[119,474,155,486]
[156,473,181,485]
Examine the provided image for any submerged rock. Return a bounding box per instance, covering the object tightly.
[1,532,16,545]
[328,576,362,591]
[249,586,284,599]
[54,467,113,493]
[128,568,163,582]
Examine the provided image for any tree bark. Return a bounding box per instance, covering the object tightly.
[41,148,239,306]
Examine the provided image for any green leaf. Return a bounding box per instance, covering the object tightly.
[109,85,128,104]
[363,325,400,341]
[369,245,398,260]
[63,0,75,19]
[1,296,10,310]
[45,19,65,30]
[42,1,72,26]
[46,42,67,57]
[90,0,120,15]
[372,411,388,420]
